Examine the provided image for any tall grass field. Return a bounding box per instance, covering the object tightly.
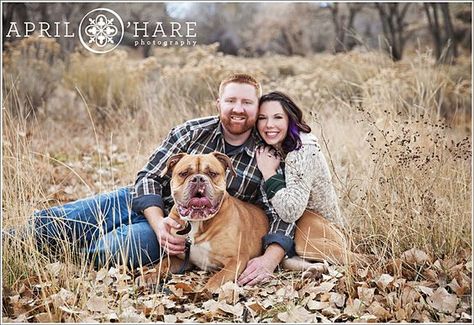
[2,38,472,323]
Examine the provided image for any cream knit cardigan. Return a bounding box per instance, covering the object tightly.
[270,132,345,227]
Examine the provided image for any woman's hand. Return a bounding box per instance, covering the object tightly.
[256,146,281,180]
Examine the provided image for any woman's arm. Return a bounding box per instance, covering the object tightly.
[269,144,341,225]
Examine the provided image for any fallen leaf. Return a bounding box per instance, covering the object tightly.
[357,286,375,305]
[375,274,394,290]
[310,281,336,295]
[277,305,315,323]
[245,301,266,316]
[164,314,177,323]
[329,292,346,308]
[33,312,61,322]
[410,310,431,322]
[448,277,468,296]
[438,314,455,322]
[58,305,82,315]
[321,306,339,317]
[217,281,243,304]
[45,262,63,278]
[174,282,195,293]
[401,248,431,265]
[356,267,369,278]
[395,308,407,321]
[306,300,329,311]
[119,307,148,323]
[95,268,108,281]
[367,301,390,321]
[86,295,110,313]
[422,268,438,282]
[427,287,458,313]
[358,314,378,323]
[202,299,219,312]
[50,288,76,308]
[344,298,365,317]
[217,301,243,317]
[461,312,472,321]
[401,285,420,306]
[416,285,434,296]
[275,285,299,300]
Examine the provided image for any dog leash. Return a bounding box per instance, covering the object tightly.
[175,221,192,274]
[177,239,192,274]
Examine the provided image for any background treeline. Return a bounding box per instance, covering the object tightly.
[2,2,472,62]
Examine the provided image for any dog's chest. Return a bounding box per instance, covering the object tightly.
[188,223,219,271]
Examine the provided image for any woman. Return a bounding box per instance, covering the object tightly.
[256,91,350,266]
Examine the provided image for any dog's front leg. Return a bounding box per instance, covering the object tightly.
[136,255,184,286]
[204,256,247,293]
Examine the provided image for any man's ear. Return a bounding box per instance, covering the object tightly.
[160,153,187,177]
[216,98,221,113]
[212,152,237,177]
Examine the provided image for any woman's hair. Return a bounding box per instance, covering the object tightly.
[259,91,311,154]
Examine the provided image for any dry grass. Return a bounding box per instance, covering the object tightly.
[2,37,472,322]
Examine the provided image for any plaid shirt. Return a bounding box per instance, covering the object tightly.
[131,116,296,256]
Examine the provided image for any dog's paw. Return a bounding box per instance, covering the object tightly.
[302,263,327,279]
[203,280,220,294]
[135,268,167,287]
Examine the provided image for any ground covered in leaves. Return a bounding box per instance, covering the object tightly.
[2,248,472,323]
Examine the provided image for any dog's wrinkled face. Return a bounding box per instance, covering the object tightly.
[162,152,236,221]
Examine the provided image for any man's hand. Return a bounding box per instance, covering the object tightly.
[237,243,285,286]
[143,206,186,255]
[155,217,186,255]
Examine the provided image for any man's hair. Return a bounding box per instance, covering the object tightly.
[219,73,262,98]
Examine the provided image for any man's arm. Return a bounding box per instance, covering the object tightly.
[238,181,296,286]
[258,181,297,257]
[132,124,192,213]
[132,123,193,254]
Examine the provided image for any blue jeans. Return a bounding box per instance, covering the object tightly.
[34,187,162,269]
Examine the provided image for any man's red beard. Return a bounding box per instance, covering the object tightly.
[220,113,256,135]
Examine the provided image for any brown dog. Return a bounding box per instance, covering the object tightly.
[136,153,364,291]
[281,210,355,275]
[137,152,269,292]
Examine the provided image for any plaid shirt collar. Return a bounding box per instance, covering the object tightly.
[213,119,264,158]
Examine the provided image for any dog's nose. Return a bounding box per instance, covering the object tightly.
[190,175,205,183]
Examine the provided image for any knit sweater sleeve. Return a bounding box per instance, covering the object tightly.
[270,143,343,225]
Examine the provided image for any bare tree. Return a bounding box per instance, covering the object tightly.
[246,3,322,56]
[424,3,458,64]
[2,3,28,45]
[375,3,411,61]
[328,3,363,53]
[186,3,259,55]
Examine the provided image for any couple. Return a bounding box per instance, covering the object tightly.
[34,73,345,286]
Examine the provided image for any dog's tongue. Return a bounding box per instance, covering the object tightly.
[189,197,212,208]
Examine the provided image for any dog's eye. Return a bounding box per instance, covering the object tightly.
[179,171,189,178]
[207,171,218,178]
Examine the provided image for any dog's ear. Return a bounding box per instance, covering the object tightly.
[212,152,237,177]
[160,153,187,177]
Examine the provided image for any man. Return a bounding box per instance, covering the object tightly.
[34,73,295,286]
